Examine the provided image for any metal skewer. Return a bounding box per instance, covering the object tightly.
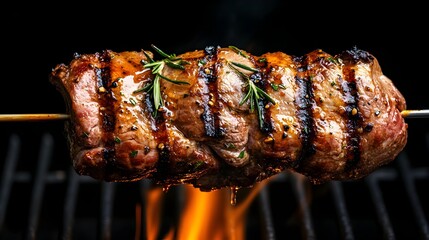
[0,113,70,121]
[0,110,428,122]
[400,109,429,119]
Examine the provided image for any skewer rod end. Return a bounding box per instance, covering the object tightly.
[401,109,429,119]
[0,113,70,122]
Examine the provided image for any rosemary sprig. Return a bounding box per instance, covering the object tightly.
[228,45,250,58]
[228,61,276,129]
[133,44,190,117]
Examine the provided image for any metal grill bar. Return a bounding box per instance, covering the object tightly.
[10,172,32,182]
[25,133,54,240]
[258,185,276,240]
[0,134,20,230]
[397,153,429,239]
[60,168,80,240]
[366,171,396,239]
[329,181,354,240]
[99,182,115,240]
[291,173,315,239]
[0,130,428,239]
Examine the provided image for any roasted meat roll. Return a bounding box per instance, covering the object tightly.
[49,45,408,191]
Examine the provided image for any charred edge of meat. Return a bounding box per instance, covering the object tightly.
[342,81,362,170]
[142,89,175,185]
[192,160,261,192]
[339,46,374,64]
[145,93,156,116]
[150,101,171,182]
[293,55,316,169]
[200,45,224,137]
[338,47,375,171]
[97,51,117,171]
[193,155,289,192]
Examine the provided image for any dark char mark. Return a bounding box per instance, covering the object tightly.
[338,46,368,170]
[293,55,316,169]
[340,78,361,170]
[145,79,170,181]
[252,58,274,133]
[200,46,224,137]
[96,51,117,172]
[152,112,170,181]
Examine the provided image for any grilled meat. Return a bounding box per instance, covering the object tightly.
[49,46,408,191]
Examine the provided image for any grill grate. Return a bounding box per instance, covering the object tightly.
[0,132,428,240]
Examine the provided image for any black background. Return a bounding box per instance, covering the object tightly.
[1,0,428,161]
[0,1,428,239]
[2,1,428,113]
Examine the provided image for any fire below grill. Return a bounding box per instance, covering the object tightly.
[0,125,428,240]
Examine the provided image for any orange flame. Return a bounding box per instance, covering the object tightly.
[144,187,164,240]
[141,181,267,240]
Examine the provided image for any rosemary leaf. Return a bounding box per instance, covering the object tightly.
[142,51,154,63]
[151,44,171,58]
[256,86,276,104]
[229,46,249,59]
[133,82,153,93]
[165,59,186,70]
[153,76,162,114]
[134,45,190,117]
[143,61,160,68]
[158,74,190,85]
[239,85,252,105]
[230,61,259,72]
[227,58,276,129]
